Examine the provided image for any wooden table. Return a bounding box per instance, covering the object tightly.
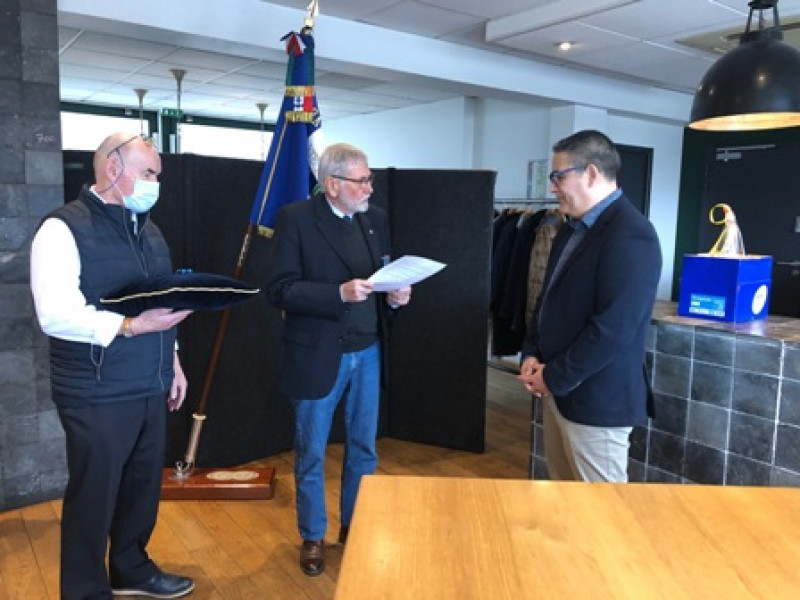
[334,475,800,599]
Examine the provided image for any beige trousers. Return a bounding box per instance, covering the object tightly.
[542,394,632,482]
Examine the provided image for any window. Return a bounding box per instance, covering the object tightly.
[178,123,272,160]
[60,105,273,161]
[61,112,154,151]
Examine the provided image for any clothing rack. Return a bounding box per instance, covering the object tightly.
[490,198,565,360]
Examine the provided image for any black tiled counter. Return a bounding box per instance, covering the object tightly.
[530,301,800,486]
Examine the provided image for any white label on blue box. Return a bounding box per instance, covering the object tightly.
[752,284,768,315]
[689,294,726,317]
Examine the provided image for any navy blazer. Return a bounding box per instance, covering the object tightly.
[523,194,662,427]
[265,194,392,399]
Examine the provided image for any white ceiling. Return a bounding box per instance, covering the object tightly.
[57,0,800,124]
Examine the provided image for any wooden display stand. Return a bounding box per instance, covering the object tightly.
[161,466,276,500]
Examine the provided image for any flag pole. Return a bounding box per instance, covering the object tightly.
[166,4,322,492]
[172,224,255,478]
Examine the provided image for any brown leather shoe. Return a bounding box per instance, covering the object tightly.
[299,540,325,576]
[338,525,349,544]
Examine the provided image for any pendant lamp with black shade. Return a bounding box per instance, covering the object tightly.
[690,0,800,131]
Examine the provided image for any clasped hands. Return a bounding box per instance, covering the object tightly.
[340,279,411,306]
[518,356,550,398]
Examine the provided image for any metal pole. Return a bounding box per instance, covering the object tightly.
[256,102,268,160]
[169,68,187,153]
[134,88,148,135]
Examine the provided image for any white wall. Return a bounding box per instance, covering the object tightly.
[323,97,474,169]
[327,97,684,299]
[474,99,552,200]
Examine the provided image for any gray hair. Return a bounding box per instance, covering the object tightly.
[318,143,368,181]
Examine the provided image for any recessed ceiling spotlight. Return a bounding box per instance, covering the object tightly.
[556,41,573,52]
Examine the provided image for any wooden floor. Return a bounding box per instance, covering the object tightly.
[0,368,531,600]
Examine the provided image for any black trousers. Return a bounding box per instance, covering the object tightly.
[58,395,165,600]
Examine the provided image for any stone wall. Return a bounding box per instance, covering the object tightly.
[0,0,66,511]
[633,320,800,486]
[530,309,800,487]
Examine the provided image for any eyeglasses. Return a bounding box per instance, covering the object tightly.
[330,173,374,186]
[106,135,156,158]
[548,166,583,185]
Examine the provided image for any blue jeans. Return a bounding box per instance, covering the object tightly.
[293,342,380,541]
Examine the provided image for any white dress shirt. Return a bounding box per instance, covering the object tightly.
[30,211,124,348]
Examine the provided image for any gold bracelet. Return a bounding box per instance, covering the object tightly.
[121,317,135,338]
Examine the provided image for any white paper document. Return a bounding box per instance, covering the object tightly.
[368,255,446,292]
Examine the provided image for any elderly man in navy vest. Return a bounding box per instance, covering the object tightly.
[31,133,194,599]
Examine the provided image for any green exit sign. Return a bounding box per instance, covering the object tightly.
[162,108,181,117]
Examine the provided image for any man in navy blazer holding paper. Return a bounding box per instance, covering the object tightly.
[265,143,411,576]
[519,130,661,483]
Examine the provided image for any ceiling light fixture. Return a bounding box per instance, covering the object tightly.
[690,0,800,131]
[256,102,269,161]
[170,68,187,153]
[133,88,148,135]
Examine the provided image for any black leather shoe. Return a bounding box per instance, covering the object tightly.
[112,571,195,598]
[338,525,349,544]
[300,540,325,576]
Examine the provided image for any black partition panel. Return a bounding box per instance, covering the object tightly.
[171,155,292,467]
[383,169,495,452]
[62,153,494,462]
[62,151,292,468]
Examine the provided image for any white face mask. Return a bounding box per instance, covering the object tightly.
[121,179,160,214]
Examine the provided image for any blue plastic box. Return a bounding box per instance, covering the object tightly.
[677,255,772,322]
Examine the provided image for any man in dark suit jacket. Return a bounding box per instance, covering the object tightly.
[265,143,411,576]
[519,130,662,482]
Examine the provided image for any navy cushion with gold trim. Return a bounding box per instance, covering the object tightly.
[99,272,260,316]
